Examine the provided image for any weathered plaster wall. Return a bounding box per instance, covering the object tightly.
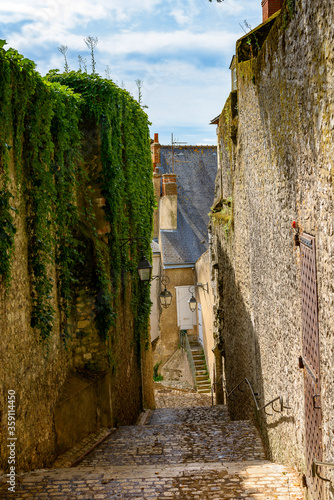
[160,349,195,389]
[152,267,197,367]
[211,0,334,494]
[150,250,161,342]
[54,372,113,455]
[195,250,215,382]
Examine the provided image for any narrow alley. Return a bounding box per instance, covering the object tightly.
[0,388,304,500]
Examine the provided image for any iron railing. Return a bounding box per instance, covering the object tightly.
[312,459,334,483]
[227,378,291,417]
[180,331,197,390]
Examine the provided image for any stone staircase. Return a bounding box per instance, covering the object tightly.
[190,342,212,393]
[2,394,305,499]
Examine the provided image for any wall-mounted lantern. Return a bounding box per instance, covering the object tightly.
[121,238,173,306]
[121,236,152,282]
[188,294,197,312]
[152,274,173,309]
[188,283,209,312]
[137,256,153,282]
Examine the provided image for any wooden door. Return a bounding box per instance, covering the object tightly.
[300,233,323,499]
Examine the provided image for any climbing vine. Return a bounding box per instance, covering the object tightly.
[0,46,154,349]
[48,71,154,348]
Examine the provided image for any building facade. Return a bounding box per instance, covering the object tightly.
[150,134,217,387]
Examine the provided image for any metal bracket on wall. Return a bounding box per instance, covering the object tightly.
[312,394,321,409]
[312,460,334,483]
[227,378,291,418]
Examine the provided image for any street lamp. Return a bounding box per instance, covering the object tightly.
[188,294,197,312]
[120,236,152,282]
[187,283,208,312]
[137,256,153,282]
[152,275,173,309]
[159,286,173,309]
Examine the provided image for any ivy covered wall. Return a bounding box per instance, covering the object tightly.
[0,45,155,471]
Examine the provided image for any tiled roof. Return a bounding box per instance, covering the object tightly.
[158,145,217,267]
[151,240,160,254]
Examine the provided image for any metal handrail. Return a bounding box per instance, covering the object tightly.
[312,459,334,482]
[180,331,197,390]
[227,378,291,417]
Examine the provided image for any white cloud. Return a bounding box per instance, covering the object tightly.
[169,9,192,26]
[0,0,161,27]
[0,0,261,144]
[126,62,231,131]
[100,29,238,58]
[0,0,107,27]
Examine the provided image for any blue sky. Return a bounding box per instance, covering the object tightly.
[0,0,261,145]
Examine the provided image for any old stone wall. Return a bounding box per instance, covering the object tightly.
[211,0,334,495]
[0,62,155,473]
[0,147,69,472]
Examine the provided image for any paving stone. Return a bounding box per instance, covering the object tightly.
[0,390,305,499]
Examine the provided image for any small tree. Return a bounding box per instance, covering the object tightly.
[84,36,98,74]
[135,79,148,109]
[57,45,69,72]
[105,65,112,80]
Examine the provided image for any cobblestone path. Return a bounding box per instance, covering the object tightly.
[0,389,304,499]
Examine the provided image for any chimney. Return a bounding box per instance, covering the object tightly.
[261,0,283,22]
[159,174,177,230]
[151,133,161,172]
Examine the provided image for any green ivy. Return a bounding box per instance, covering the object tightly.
[49,72,154,349]
[0,49,154,350]
[0,190,17,287]
[0,43,17,288]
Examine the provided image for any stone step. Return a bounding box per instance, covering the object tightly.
[197,382,211,391]
[2,461,304,499]
[193,360,205,366]
[193,359,205,366]
[189,342,202,349]
[195,363,206,372]
[148,405,230,425]
[196,386,211,392]
[192,349,204,355]
[193,359,205,365]
[79,419,266,468]
[191,346,211,395]
[196,370,209,376]
[196,369,208,376]
[192,352,204,358]
[9,395,304,499]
